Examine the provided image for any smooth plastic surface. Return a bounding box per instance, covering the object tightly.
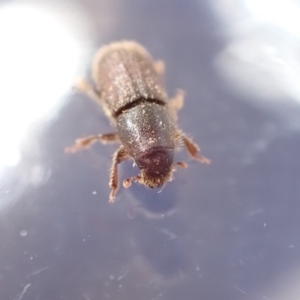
[1,1,300,300]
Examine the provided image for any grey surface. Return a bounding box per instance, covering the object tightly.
[1,1,300,300]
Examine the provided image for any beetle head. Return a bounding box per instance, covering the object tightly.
[135,147,174,188]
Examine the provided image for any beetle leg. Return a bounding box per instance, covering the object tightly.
[179,132,211,164]
[169,90,185,121]
[65,133,119,153]
[74,78,112,118]
[74,78,101,101]
[170,89,185,111]
[109,147,130,203]
[154,60,165,75]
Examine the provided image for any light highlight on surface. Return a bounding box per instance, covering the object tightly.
[245,0,300,37]
[211,0,300,129]
[0,3,83,169]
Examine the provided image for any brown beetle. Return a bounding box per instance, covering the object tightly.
[66,41,210,203]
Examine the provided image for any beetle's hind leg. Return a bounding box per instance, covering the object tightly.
[74,78,101,101]
[74,78,112,118]
[169,90,185,121]
[176,131,211,164]
[170,89,184,111]
[109,147,130,203]
[65,133,119,153]
[154,60,165,75]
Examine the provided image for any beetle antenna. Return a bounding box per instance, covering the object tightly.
[123,176,142,188]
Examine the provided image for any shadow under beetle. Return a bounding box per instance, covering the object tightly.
[66,41,210,203]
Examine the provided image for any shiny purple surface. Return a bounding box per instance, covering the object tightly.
[1,1,300,299]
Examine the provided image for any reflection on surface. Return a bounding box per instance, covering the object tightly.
[0,3,85,170]
[1,0,300,300]
[212,0,300,129]
[245,0,300,36]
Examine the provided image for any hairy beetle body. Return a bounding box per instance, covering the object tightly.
[66,41,210,202]
[92,42,168,116]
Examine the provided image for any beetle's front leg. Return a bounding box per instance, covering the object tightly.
[109,146,130,203]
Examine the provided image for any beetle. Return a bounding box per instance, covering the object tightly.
[66,41,210,203]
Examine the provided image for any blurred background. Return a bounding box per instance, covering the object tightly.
[0,0,300,299]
